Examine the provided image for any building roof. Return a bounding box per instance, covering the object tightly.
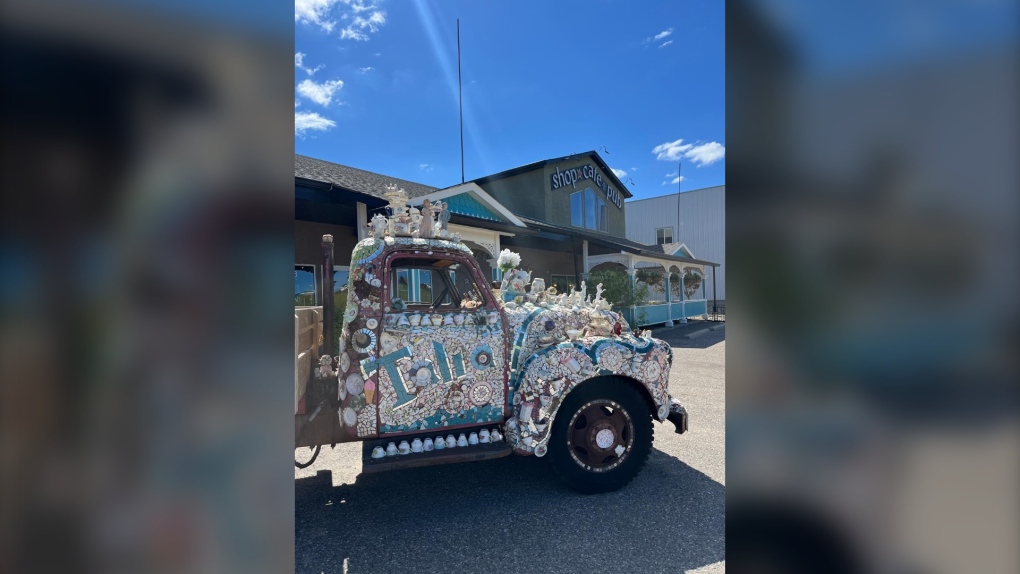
[470,150,634,199]
[292,155,716,266]
[517,216,718,267]
[625,184,725,204]
[295,154,437,200]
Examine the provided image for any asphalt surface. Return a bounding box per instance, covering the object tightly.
[295,323,725,574]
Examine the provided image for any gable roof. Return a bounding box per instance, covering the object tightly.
[295,154,437,200]
[656,242,695,259]
[411,182,527,227]
[470,150,634,199]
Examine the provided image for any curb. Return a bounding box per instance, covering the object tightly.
[684,328,711,339]
[709,324,725,331]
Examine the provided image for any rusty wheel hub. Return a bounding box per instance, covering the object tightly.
[567,399,634,472]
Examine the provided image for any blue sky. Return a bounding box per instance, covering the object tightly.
[295,0,724,199]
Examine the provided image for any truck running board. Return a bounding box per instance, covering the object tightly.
[361,435,512,474]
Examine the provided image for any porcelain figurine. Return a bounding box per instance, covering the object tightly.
[420,199,435,239]
[411,438,423,453]
[437,200,451,234]
[386,442,398,456]
[409,206,422,236]
[423,438,434,451]
[370,213,388,238]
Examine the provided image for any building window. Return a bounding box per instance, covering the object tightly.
[295,265,349,307]
[550,274,574,294]
[656,227,673,245]
[295,265,317,306]
[394,269,431,304]
[570,188,608,232]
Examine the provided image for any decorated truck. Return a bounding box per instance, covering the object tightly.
[295,189,688,493]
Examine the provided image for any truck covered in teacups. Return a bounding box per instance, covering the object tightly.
[295,190,687,493]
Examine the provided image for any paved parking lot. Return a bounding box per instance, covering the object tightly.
[295,324,725,574]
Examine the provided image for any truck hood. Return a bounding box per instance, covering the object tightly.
[501,301,631,372]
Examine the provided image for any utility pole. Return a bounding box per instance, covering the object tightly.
[457,19,465,183]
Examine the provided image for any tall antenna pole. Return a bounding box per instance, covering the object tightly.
[675,159,682,243]
[457,19,465,183]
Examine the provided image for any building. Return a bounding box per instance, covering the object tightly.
[295,151,720,327]
[625,185,725,305]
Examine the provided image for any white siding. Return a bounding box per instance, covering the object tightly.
[625,185,726,301]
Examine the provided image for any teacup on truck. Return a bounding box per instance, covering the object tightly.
[296,233,688,493]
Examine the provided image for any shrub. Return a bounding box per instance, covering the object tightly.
[587,268,649,307]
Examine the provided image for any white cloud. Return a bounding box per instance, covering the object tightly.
[611,168,627,178]
[358,66,374,73]
[419,163,434,172]
[662,176,685,186]
[630,167,638,171]
[658,40,674,48]
[652,139,726,167]
[295,52,324,75]
[652,139,694,161]
[296,1,386,39]
[296,0,340,33]
[665,170,678,177]
[684,142,726,166]
[297,78,344,106]
[296,111,336,135]
[645,27,674,44]
[340,10,386,41]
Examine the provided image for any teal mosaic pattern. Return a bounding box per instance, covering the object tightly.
[445,193,502,222]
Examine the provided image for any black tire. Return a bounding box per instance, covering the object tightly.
[548,378,654,494]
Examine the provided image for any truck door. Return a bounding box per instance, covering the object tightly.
[368,253,507,435]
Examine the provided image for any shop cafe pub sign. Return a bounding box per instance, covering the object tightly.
[550,164,624,209]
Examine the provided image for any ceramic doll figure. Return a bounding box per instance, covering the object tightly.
[420,199,435,239]
[438,201,451,234]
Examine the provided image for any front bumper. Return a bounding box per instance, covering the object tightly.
[666,398,688,434]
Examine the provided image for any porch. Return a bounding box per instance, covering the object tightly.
[586,251,715,329]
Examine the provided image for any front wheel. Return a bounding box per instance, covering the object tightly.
[548,379,653,494]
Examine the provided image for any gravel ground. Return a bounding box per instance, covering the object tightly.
[295,325,725,574]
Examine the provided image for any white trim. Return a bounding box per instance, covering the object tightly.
[447,223,505,259]
[356,202,368,240]
[411,182,527,228]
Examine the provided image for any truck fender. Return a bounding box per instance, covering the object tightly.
[505,337,672,457]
